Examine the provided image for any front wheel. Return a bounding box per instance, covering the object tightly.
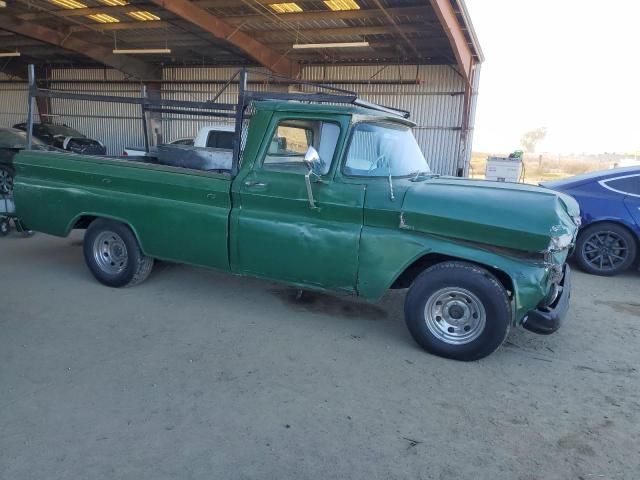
[83,219,154,287]
[404,261,511,361]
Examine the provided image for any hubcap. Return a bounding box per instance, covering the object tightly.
[424,287,486,345]
[93,231,128,274]
[582,231,628,272]
[0,168,13,194]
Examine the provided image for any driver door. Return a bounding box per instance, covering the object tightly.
[231,112,365,293]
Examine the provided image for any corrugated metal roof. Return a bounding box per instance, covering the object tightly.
[0,0,474,68]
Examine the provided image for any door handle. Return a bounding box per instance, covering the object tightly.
[206,193,217,200]
[101,178,112,184]
[244,180,267,188]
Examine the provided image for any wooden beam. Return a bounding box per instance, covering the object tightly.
[68,21,172,33]
[255,24,427,40]
[0,16,160,80]
[428,0,474,82]
[212,6,432,24]
[149,0,299,77]
[62,6,433,32]
[18,4,154,21]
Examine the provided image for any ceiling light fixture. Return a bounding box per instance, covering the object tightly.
[101,0,128,5]
[0,51,21,57]
[127,10,160,21]
[113,48,171,54]
[87,13,120,23]
[324,0,360,11]
[49,0,87,9]
[292,41,370,49]
[269,3,303,13]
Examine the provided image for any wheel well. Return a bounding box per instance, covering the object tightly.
[579,219,640,262]
[391,253,515,296]
[581,220,639,243]
[72,215,98,230]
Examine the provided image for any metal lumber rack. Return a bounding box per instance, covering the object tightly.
[24,65,410,175]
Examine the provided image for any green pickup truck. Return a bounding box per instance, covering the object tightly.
[12,100,580,361]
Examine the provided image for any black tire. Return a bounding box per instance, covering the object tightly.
[574,222,637,276]
[0,217,9,237]
[404,261,511,361]
[0,164,14,194]
[83,218,154,287]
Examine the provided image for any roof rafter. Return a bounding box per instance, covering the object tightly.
[254,23,428,40]
[428,0,475,82]
[0,16,160,80]
[149,0,299,77]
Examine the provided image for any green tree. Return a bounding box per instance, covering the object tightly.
[520,127,547,153]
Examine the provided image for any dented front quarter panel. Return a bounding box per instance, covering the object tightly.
[358,224,563,325]
[356,176,578,326]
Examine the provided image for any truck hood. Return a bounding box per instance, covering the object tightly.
[400,177,580,253]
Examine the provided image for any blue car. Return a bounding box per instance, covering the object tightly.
[542,167,640,276]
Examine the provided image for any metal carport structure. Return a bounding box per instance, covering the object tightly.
[0,0,483,175]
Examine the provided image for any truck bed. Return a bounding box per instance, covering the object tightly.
[13,150,233,271]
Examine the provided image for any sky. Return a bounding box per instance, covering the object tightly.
[464,0,640,154]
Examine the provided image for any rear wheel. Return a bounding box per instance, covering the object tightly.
[0,217,9,236]
[83,219,154,287]
[575,222,637,276]
[404,261,511,361]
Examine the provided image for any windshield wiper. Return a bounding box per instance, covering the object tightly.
[410,171,437,182]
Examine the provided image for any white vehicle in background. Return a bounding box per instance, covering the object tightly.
[123,125,234,156]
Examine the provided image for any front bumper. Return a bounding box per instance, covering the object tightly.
[522,265,572,335]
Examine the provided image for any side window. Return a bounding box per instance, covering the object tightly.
[602,175,640,196]
[263,119,339,175]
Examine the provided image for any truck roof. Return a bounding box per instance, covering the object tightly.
[255,100,416,127]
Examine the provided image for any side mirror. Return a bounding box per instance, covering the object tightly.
[303,146,321,209]
[304,146,321,173]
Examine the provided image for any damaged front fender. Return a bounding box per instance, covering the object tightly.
[357,226,558,326]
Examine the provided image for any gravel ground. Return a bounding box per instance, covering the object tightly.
[1,231,639,480]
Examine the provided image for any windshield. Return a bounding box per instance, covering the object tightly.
[42,124,84,137]
[0,129,46,148]
[343,122,429,177]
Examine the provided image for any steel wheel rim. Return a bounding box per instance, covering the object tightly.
[0,168,12,194]
[93,230,128,275]
[424,287,487,345]
[581,230,628,272]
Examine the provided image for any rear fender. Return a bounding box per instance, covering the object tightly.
[66,212,147,253]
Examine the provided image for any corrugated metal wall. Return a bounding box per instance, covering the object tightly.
[0,72,33,128]
[49,69,144,156]
[0,65,477,174]
[161,67,288,144]
[301,65,468,175]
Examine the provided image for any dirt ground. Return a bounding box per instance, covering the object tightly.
[1,231,639,480]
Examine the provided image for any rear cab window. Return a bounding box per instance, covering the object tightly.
[206,131,234,149]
